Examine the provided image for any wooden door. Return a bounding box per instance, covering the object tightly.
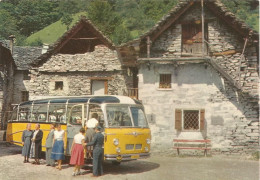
[182,23,208,55]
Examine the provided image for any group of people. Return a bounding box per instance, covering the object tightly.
[21,113,104,177]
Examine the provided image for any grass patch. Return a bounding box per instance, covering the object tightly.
[25,12,87,46]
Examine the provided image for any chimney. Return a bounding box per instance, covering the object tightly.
[9,35,15,55]
[42,43,49,54]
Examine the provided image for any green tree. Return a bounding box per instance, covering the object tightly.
[87,0,121,37]
[0,9,18,39]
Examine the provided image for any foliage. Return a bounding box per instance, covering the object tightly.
[0,0,258,46]
[25,12,87,46]
[221,0,259,32]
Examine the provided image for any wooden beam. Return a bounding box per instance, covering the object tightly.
[212,49,242,56]
[88,77,113,80]
[151,1,194,42]
[69,37,98,40]
[55,23,84,53]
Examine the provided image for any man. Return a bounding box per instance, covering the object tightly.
[31,123,43,165]
[45,123,55,167]
[85,113,99,158]
[86,126,104,177]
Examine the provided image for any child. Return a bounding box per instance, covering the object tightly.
[70,128,86,176]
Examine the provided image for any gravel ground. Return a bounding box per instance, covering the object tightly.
[0,143,259,180]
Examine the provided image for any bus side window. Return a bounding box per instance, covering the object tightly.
[68,105,83,125]
[88,104,104,128]
[48,104,66,123]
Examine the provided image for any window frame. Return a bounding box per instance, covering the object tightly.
[159,74,172,89]
[182,109,200,131]
[55,81,64,90]
[21,91,29,102]
[175,108,205,132]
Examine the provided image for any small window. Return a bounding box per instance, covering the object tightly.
[175,109,205,131]
[55,81,63,90]
[183,110,199,130]
[159,74,171,88]
[21,91,29,102]
[23,72,31,80]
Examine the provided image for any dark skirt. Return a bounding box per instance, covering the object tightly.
[70,144,84,165]
[85,128,95,151]
[51,140,65,160]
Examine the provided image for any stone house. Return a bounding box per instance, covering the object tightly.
[12,46,42,104]
[0,43,16,129]
[29,17,134,100]
[121,0,259,154]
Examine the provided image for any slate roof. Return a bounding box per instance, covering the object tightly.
[120,0,258,47]
[0,40,42,70]
[12,46,42,70]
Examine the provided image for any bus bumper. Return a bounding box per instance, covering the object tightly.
[104,153,150,161]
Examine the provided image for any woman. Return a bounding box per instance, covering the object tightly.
[30,123,43,165]
[22,123,33,163]
[51,124,65,170]
[70,128,86,176]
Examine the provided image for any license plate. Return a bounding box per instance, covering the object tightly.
[131,155,139,159]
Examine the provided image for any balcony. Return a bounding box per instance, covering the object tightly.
[127,88,138,100]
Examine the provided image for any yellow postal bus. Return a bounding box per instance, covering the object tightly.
[6,95,151,163]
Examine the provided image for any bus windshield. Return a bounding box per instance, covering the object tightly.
[106,105,148,128]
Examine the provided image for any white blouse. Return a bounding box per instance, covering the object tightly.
[54,130,64,140]
[74,133,85,144]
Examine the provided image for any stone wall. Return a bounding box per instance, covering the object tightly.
[12,71,30,104]
[29,44,130,99]
[29,71,128,99]
[38,45,122,72]
[139,63,259,155]
[147,4,258,96]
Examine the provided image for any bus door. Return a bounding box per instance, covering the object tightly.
[66,104,85,155]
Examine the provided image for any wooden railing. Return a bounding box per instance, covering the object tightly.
[127,88,138,100]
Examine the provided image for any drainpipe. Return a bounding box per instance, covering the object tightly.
[8,35,15,55]
[147,36,151,59]
[201,0,205,58]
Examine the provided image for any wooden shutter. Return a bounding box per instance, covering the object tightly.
[200,109,205,131]
[175,109,182,130]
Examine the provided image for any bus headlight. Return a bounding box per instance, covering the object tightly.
[145,146,149,152]
[146,138,151,144]
[116,147,121,153]
[113,138,119,146]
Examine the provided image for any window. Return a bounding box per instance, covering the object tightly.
[106,105,132,127]
[55,81,63,90]
[23,72,31,80]
[88,104,104,127]
[18,105,30,121]
[130,107,148,127]
[21,91,29,102]
[91,80,108,95]
[68,104,83,125]
[183,110,199,130]
[159,74,171,88]
[31,104,48,122]
[175,109,205,131]
[49,104,67,123]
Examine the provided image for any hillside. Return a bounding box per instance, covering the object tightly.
[0,0,258,46]
[25,12,87,45]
